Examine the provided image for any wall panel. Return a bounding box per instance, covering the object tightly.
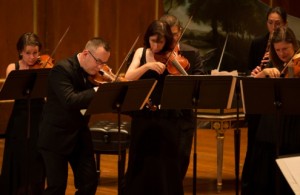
[37,0,95,60]
[0,0,163,134]
[0,0,34,77]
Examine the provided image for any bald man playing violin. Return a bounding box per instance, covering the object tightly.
[38,37,110,195]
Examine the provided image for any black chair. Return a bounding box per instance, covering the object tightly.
[90,120,130,193]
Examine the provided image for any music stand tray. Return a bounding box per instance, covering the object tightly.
[160,75,236,110]
[0,68,50,100]
[85,79,157,115]
[240,77,300,115]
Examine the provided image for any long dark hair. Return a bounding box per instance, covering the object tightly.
[143,20,173,53]
[266,6,287,24]
[16,32,42,59]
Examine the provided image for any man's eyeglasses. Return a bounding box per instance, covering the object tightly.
[88,50,106,65]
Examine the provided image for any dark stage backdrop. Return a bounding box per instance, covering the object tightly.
[162,0,300,74]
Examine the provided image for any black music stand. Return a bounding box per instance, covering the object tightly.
[0,68,50,194]
[0,68,50,136]
[240,77,300,194]
[85,79,157,193]
[233,76,243,195]
[0,69,49,98]
[160,75,236,195]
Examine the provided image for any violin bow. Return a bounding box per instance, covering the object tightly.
[216,33,229,72]
[113,35,140,82]
[43,26,70,67]
[176,15,193,47]
[164,15,193,75]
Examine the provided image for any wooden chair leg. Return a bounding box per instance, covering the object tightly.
[95,153,101,185]
[118,150,126,195]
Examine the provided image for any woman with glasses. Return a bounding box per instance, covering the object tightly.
[37,37,110,195]
[0,32,46,194]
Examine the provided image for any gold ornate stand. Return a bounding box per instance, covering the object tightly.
[197,112,245,193]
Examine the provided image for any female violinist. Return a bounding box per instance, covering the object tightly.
[250,6,287,77]
[123,20,185,195]
[0,32,45,194]
[242,7,288,195]
[243,26,300,195]
[254,27,299,78]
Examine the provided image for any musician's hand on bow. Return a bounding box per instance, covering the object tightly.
[147,61,166,74]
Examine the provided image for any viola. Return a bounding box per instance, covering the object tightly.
[154,46,190,75]
[290,53,300,78]
[30,54,55,69]
[88,64,127,85]
[29,27,69,70]
[280,52,300,78]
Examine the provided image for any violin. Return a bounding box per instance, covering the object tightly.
[30,54,54,69]
[154,45,190,75]
[29,27,70,70]
[280,52,300,78]
[88,64,127,85]
[292,54,300,77]
[154,15,194,76]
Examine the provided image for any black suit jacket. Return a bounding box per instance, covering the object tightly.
[247,33,269,74]
[38,54,96,155]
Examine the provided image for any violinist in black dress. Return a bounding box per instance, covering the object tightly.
[243,26,300,195]
[241,7,288,195]
[0,32,46,195]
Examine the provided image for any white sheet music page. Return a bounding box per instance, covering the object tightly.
[276,156,300,195]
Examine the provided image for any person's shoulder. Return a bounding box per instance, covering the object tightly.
[252,33,269,44]
[6,62,16,77]
[133,47,144,57]
[180,42,199,52]
[135,47,144,53]
[7,62,15,69]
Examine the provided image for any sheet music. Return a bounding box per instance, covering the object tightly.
[276,156,300,195]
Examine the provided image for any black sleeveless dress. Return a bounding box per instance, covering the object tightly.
[123,48,184,195]
[0,62,45,195]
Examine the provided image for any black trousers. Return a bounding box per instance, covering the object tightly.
[40,136,98,195]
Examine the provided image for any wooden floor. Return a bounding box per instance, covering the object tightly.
[0,128,247,195]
